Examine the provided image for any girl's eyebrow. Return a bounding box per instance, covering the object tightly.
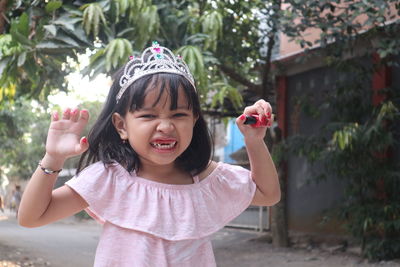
[138,105,190,111]
[175,106,191,110]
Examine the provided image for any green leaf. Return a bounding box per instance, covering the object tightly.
[64,27,91,46]
[10,24,32,46]
[36,41,74,50]
[0,57,11,77]
[17,13,29,37]
[53,15,81,32]
[17,52,26,67]
[54,32,80,47]
[89,49,105,65]
[135,5,159,47]
[43,25,57,36]
[104,38,132,71]
[176,45,204,79]
[45,1,63,13]
[201,11,223,51]
[82,3,107,37]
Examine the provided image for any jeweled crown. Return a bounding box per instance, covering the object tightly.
[116,41,196,102]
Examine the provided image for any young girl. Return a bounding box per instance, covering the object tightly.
[18,42,280,267]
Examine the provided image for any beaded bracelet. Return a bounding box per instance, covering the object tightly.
[38,162,62,175]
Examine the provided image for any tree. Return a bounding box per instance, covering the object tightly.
[0,0,279,110]
[0,0,92,103]
[281,0,400,260]
[0,98,50,179]
[0,98,104,181]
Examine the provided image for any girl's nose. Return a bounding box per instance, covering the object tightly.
[156,119,174,133]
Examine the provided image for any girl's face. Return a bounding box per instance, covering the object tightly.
[112,85,198,169]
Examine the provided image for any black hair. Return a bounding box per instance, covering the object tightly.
[77,68,213,176]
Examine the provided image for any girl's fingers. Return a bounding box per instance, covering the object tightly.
[62,108,71,120]
[70,108,79,122]
[52,111,59,122]
[256,100,272,115]
[79,109,89,121]
[239,100,274,128]
[244,100,272,116]
[75,136,89,154]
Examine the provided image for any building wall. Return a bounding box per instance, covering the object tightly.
[284,58,373,234]
[279,3,399,59]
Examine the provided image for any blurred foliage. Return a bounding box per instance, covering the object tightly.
[286,56,400,260]
[0,97,103,180]
[281,0,400,60]
[277,0,400,260]
[0,98,49,179]
[0,0,278,112]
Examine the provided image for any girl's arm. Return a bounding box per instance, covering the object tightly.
[236,100,281,206]
[18,108,90,228]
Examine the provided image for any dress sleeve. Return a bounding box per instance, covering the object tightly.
[197,162,257,228]
[65,162,121,224]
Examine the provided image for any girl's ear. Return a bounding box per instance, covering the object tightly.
[112,112,128,140]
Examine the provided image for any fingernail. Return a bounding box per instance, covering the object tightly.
[82,137,88,144]
[53,111,58,120]
[71,108,78,115]
[239,114,246,120]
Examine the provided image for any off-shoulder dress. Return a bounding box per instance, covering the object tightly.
[66,161,256,267]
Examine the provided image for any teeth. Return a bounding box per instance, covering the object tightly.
[151,141,176,149]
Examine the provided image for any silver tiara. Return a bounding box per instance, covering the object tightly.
[116,41,196,102]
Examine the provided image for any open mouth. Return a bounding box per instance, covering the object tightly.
[150,141,177,149]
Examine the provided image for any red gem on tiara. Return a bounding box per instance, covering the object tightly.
[129,56,134,60]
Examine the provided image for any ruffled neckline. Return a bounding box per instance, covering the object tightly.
[66,161,256,240]
[111,162,223,190]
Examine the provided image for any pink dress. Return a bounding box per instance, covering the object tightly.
[66,161,256,267]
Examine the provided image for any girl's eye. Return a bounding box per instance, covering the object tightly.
[140,114,156,118]
[173,113,188,117]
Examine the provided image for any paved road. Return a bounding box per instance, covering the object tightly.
[0,210,259,267]
[1,210,400,267]
[0,212,101,267]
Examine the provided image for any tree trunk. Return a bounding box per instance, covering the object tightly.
[270,127,289,247]
[0,0,7,34]
[271,167,289,247]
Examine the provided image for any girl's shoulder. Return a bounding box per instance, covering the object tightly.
[197,160,250,182]
[197,160,219,182]
[77,161,121,176]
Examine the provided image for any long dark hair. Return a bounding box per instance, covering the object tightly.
[77,69,213,176]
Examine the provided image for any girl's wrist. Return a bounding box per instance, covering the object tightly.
[40,153,66,171]
[244,137,265,147]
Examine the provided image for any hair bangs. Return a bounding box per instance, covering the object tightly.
[123,73,197,114]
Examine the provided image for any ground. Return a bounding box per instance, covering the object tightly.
[1,209,400,267]
[0,243,50,267]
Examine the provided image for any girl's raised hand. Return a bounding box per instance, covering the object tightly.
[236,99,274,140]
[45,108,90,161]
